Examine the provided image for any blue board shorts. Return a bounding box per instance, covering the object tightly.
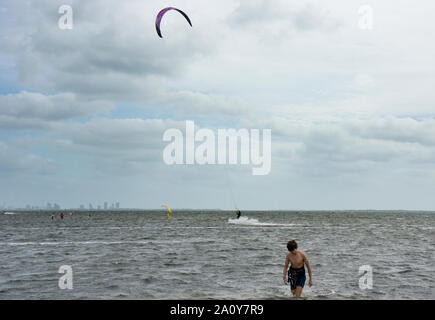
[288,266,306,291]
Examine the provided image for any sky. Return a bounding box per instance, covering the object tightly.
[0,0,435,210]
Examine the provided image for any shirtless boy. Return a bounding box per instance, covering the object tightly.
[283,240,312,297]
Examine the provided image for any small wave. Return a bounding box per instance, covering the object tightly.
[3,212,17,215]
[228,216,295,227]
[0,241,152,246]
[143,276,158,284]
[398,269,413,274]
[0,238,215,246]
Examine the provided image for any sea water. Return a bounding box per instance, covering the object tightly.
[0,210,433,299]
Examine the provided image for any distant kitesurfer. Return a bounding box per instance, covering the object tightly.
[51,214,54,220]
[236,210,241,219]
[60,213,64,220]
[283,240,312,298]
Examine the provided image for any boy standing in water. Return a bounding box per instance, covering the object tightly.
[283,240,312,297]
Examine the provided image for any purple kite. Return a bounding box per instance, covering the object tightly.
[155,7,192,38]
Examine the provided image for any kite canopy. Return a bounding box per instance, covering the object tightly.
[162,205,172,220]
[155,7,192,38]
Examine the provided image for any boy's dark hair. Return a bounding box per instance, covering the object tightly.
[287,240,298,252]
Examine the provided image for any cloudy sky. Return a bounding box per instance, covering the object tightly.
[1,0,434,210]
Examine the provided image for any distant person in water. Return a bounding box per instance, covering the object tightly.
[51,214,54,220]
[283,240,312,298]
[60,213,64,220]
[236,210,241,219]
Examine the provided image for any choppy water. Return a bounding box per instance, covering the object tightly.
[0,210,434,300]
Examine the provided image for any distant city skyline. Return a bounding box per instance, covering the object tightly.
[0,201,121,210]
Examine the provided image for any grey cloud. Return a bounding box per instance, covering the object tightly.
[55,118,181,148]
[0,91,114,130]
[1,0,214,98]
[344,118,435,147]
[0,116,51,130]
[50,118,185,171]
[0,91,113,120]
[0,141,54,174]
[251,113,435,178]
[157,90,250,117]
[301,126,429,164]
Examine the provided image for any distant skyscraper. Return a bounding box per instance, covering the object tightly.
[47,202,52,209]
[89,203,93,210]
[104,202,108,210]
[116,202,120,209]
[53,203,61,210]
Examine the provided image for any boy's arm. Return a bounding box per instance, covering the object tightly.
[283,255,289,284]
[303,252,313,286]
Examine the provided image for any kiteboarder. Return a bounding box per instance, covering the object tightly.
[60,213,64,220]
[236,210,241,219]
[283,240,312,298]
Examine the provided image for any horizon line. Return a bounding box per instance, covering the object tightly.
[3,208,435,213]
